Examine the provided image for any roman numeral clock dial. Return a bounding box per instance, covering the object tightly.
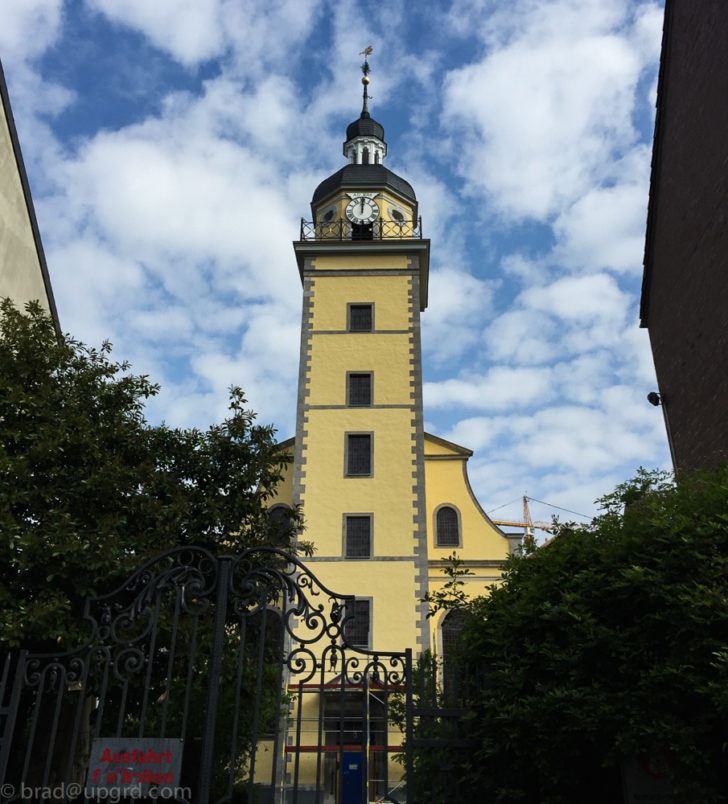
[346,195,379,224]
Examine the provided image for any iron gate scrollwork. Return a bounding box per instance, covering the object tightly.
[0,548,412,804]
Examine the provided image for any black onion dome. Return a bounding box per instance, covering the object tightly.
[312,163,416,206]
[345,113,385,143]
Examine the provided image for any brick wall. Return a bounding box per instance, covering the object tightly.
[642,0,728,471]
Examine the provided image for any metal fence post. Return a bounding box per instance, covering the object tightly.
[0,651,26,786]
[405,648,413,803]
[196,557,231,803]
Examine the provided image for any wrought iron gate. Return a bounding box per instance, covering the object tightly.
[0,547,412,804]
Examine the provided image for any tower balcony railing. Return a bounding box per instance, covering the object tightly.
[299,217,423,241]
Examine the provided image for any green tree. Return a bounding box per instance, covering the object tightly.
[0,299,302,649]
[429,466,728,803]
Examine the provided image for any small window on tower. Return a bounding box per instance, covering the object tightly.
[344,515,372,558]
[343,599,371,648]
[347,372,372,406]
[362,146,370,165]
[348,303,373,332]
[345,433,372,476]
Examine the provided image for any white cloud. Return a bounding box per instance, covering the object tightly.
[553,182,648,274]
[441,0,657,221]
[422,267,495,363]
[520,405,642,471]
[30,60,315,439]
[550,351,618,406]
[519,273,628,324]
[424,365,555,411]
[483,272,630,368]
[0,0,73,166]
[442,384,667,518]
[86,0,321,70]
[45,237,146,345]
[552,144,653,275]
[84,0,228,65]
[0,0,62,62]
[239,306,301,377]
[50,118,305,307]
[500,253,548,284]
[629,2,666,66]
[484,309,558,365]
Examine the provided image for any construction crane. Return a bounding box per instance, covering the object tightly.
[491,495,556,539]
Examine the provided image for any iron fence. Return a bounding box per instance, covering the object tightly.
[299,218,423,241]
[0,547,413,804]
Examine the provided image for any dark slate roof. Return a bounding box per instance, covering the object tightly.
[312,163,416,205]
[345,113,385,143]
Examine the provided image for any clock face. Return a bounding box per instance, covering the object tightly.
[346,196,379,224]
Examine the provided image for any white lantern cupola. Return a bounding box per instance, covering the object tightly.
[342,48,387,165]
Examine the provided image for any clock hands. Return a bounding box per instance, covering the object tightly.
[346,195,379,223]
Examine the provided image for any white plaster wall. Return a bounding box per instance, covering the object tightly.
[0,99,52,313]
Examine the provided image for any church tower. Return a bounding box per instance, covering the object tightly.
[261,52,514,801]
[271,53,522,656]
[289,53,431,657]
[267,53,515,661]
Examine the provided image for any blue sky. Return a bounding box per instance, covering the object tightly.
[1,0,670,528]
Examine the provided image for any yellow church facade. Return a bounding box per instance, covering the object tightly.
[258,58,519,803]
[270,430,515,659]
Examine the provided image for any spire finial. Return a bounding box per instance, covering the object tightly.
[359,46,373,118]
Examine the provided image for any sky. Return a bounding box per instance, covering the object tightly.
[1,0,670,529]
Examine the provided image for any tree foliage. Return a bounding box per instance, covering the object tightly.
[431,466,728,803]
[0,299,301,649]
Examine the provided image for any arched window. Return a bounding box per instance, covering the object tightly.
[362,146,370,165]
[441,609,467,703]
[269,504,292,544]
[436,505,460,547]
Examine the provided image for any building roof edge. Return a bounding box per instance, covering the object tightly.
[640,0,674,328]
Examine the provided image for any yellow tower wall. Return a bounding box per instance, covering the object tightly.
[290,236,430,658]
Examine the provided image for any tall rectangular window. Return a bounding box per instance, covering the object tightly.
[343,599,371,648]
[345,515,372,558]
[347,372,372,406]
[346,433,372,476]
[348,303,373,332]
